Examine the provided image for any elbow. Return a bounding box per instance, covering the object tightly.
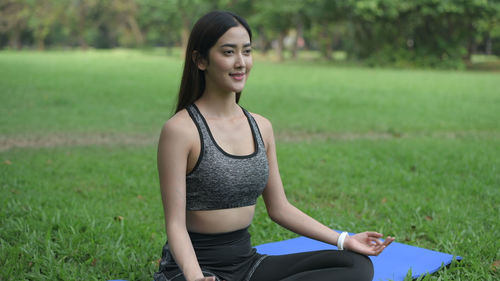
[166,224,189,245]
[165,217,188,237]
[268,210,280,224]
[266,200,291,224]
[166,220,186,232]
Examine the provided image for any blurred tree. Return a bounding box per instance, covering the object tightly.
[65,0,98,49]
[136,0,181,50]
[467,0,500,56]
[251,0,303,61]
[173,0,250,53]
[347,0,414,62]
[217,0,254,18]
[176,0,213,52]
[346,0,500,67]
[63,0,145,49]
[92,0,144,48]
[0,0,32,49]
[0,0,498,68]
[29,0,65,50]
[488,2,500,55]
[114,0,144,47]
[412,0,498,65]
[305,0,348,60]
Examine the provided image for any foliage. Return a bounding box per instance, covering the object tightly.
[0,0,499,66]
[345,0,500,68]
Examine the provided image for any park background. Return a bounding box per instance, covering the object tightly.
[1,0,499,280]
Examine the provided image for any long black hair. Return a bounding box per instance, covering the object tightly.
[175,11,252,113]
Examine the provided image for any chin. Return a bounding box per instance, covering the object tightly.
[233,87,245,93]
[227,85,246,94]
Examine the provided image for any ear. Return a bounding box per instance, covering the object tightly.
[192,50,207,71]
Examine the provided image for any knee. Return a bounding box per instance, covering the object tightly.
[351,253,374,281]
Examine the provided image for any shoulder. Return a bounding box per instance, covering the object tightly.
[249,111,275,146]
[159,109,197,147]
[249,112,272,130]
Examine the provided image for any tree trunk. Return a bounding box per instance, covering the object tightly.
[77,3,88,50]
[325,40,333,60]
[181,16,190,57]
[291,21,303,60]
[8,29,21,50]
[464,40,475,63]
[79,34,88,50]
[35,36,45,50]
[276,31,286,61]
[35,26,51,51]
[257,26,271,55]
[463,23,476,63]
[321,24,332,60]
[485,35,492,55]
[127,15,144,46]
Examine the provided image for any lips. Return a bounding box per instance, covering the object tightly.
[230,72,245,81]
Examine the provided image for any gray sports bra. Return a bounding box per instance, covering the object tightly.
[185,104,269,211]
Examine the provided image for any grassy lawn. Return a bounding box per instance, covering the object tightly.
[1,50,499,280]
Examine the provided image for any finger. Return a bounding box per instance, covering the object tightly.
[377,240,390,250]
[370,237,384,246]
[367,245,385,256]
[373,243,385,251]
[376,246,386,255]
[375,245,387,255]
[365,231,383,238]
[382,236,392,244]
[384,236,395,246]
[372,238,396,255]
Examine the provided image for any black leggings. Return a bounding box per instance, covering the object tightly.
[154,227,373,281]
[250,250,373,281]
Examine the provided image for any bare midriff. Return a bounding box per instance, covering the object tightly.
[186,205,255,234]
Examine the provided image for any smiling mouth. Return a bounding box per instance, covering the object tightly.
[230,72,245,81]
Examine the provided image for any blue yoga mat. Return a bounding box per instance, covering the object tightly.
[110,231,461,281]
[255,232,462,281]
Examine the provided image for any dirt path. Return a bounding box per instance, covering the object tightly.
[0,133,158,151]
[0,130,497,151]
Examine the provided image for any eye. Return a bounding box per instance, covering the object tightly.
[223,50,234,55]
[243,48,252,55]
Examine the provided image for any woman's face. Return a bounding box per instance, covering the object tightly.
[199,25,253,95]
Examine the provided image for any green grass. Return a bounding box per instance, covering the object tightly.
[1,49,499,280]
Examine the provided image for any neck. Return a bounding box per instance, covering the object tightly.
[196,89,239,118]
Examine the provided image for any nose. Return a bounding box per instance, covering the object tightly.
[235,52,245,69]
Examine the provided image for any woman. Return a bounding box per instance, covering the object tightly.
[155,11,394,281]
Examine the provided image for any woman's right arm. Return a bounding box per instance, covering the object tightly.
[157,116,209,281]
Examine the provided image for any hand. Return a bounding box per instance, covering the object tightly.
[343,231,395,256]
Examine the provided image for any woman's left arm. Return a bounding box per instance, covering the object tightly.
[254,115,394,256]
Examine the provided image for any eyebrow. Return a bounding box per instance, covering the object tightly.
[220,43,252,48]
